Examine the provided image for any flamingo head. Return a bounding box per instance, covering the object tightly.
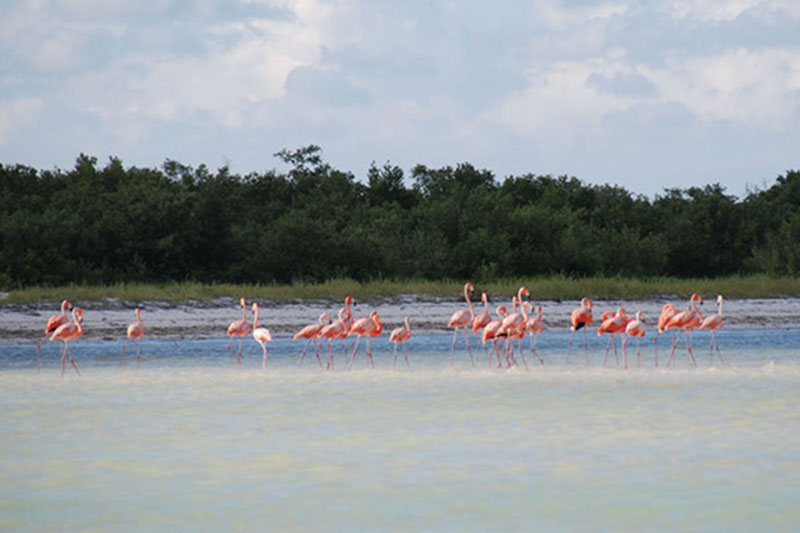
[582,297,593,309]
[239,297,246,307]
[496,305,508,318]
[481,292,488,304]
[74,308,84,323]
[518,286,529,301]
[345,295,354,306]
[637,311,646,322]
[319,313,332,325]
[135,308,141,319]
[717,294,723,304]
[251,302,258,313]
[691,293,703,305]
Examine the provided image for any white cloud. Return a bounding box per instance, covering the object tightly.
[0,97,44,145]
[643,48,800,126]
[668,0,800,21]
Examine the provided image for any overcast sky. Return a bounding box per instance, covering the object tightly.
[1,0,799,197]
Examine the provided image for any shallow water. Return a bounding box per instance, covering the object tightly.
[2,330,800,531]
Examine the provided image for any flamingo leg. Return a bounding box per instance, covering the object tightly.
[464,330,474,366]
[603,337,612,367]
[314,340,323,368]
[403,343,411,370]
[392,343,399,369]
[298,339,312,366]
[237,339,243,368]
[450,328,459,363]
[685,332,697,367]
[583,329,589,364]
[262,344,268,370]
[122,340,127,370]
[517,339,529,370]
[531,336,544,365]
[136,339,142,368]
[36,341,42,374]
[622,337,628,370]
[713,332,723,364]
[60,343,67,377]
[366,339,375,368]
[613,336,620,367]
[348,336,361,369]
[652,334,659,367]
[636,338,642,368]
[67,343,80,376]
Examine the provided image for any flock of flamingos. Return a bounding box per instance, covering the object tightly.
[36,282,724,376]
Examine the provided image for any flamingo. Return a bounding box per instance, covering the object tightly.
[524,302,545,365]
[567,298,593,363]
[448,281,476,366]
[482,305,508,368]
[498,287,530,369]
[348,310,382,369]
[319,308,350,370]
[472,292,491,332]
[652,303,677,367]
[597,307,630,367]
[699,294,724,365]
[227,297,251,366]
[36,299,72,373]
[122,308,145,369]
[622,312,646,370]
[251,302,272,370]
[665,293,703,367]
[389,316,412,369]
[50,307,83,377]
[294,313,332,367]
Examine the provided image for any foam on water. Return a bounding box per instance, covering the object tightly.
[2,330,800,531]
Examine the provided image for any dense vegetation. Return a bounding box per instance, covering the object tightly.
[1,145,799,290]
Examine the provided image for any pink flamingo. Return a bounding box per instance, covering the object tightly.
[251,302,272,370]
[482,305,509,368]
[227,297,251,366]
[36,299,72,373]
[389,316,412,369]
[665,293,703,367]
[320,308,349,370]
[498,287,530,369]
[567,298,593,363]
[122,308,145,369]
[294,313,332,367]
[50,307,84,377]
[448,282,476,366]
[348,310,382,369]
[699,294,724,364]
[598,307,630,367]
[524,302,545,365]
[472,292,491,333]
[622,311,646,370]
[652,303,677,367]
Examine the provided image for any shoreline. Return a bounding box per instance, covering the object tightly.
[2,296,799,343]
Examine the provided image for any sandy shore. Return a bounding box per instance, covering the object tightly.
[2,296,799,343]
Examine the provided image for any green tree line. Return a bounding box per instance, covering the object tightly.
[1,145,799,289]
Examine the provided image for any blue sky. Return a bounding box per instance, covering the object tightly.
[1,0,799,197]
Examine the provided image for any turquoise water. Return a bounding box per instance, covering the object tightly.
[2,330,799,531]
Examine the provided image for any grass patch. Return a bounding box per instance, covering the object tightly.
[3,275,800,305]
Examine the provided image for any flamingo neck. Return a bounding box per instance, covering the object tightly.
[61,300,69,316]
[691,296,704,321]
[252,305,259,329]
[73,309,83,333]
[464,286,475,317]
[405,316,411,331]
[718,297,724,317]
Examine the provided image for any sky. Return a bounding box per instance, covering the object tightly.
[1,0,799,197]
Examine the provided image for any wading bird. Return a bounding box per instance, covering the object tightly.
[36,299,73,373]
[251,302,272,370]
[482,305,509,368]
[700,294,724,364]
[51,307,83,377]
[567,298,594,363]
[448,282,476,365]
[389,316,412,369]
[227,297,251,365]
[622,311,646,370]
[348,310,382,369]
[598,307,630,367]
[652,303,677,367]
[524,302,545,365]
[122,307,145,369]
[665,293,703,367]
[294,313,332,367]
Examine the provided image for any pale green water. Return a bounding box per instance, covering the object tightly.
[2,332,800,531]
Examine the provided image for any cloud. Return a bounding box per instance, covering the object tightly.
[0,97,44,145]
